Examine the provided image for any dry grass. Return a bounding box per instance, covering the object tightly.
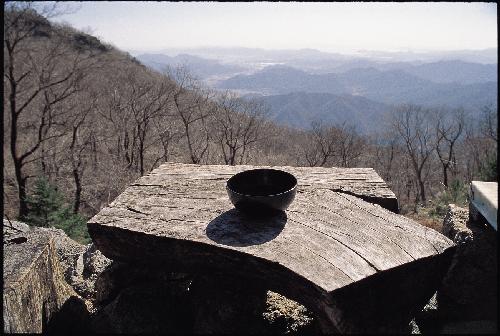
[403,210,444,233]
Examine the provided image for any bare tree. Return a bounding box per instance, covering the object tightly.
[127,72,172,175]
[301,121,364,168]
[335,123,365,168]
[167,66,214,164]
[435,108,465,187]
[371,131,400,183]
[68,97,96,213]
[4,5,99,217]
[302,121,339,167]
[462,105,498,182]
[479,104,498,142]
[391,104,436,204]
[213,91,267,165]
[149,115,180,170]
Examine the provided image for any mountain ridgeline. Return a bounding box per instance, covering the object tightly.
[218,65,496,111]
[137,53,245,78]
[136,50,497,132]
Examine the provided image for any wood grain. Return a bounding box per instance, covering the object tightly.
[88,162,454,332]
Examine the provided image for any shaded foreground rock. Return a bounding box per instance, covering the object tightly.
[416,204,497,334]
[189,274,318,334]
[91,262,317,334]
[438,204,498,323]
[91,278,194,333]
[3,219,82,333]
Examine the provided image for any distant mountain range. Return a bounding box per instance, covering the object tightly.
[218,65,497,110]
[151,47,497,64]
[135,48,497,132]
[306,60,497,84]
[252,92,391,133]
[136,53,245,79]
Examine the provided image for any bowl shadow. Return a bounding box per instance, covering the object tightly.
[205,208,287,247]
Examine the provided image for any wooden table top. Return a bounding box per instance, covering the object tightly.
[88,162,453,293]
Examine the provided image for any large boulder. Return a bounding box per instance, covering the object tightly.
[2,219,112,333]
[3,219,79,333]
[21,225,112,307]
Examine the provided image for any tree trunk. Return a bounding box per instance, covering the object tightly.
[418,177,426,204]
[138,125,145,176]
[8,51,28,219]
[15,165,29,219]
[73,168,82,214]
[442,165,449,188]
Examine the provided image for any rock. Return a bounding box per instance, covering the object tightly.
[439,320,497,334]
[91,264,194,333]
[93,263,317,334]
[441,204,472,243]
[438,204,498,322]
[83,243,112,277]
[93,261,191,306]
[66,243,113,303]
[45,296,92,334]
[36,227,112,304]
[3,219,114,333]
[188,274,318,334]
[409,319,420,334]
[413,292,440,334]
[3,218,30,236]
[22,226,113,305]
[90,280,194,333]
[188,274,269,334]
[263,291,317,334]
[46,228,87,292]
[3,221,78,333]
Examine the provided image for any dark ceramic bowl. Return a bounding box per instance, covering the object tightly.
[226,169,297,214]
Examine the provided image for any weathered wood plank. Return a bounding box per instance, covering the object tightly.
[134,162,399,212]
[88,162,454,332]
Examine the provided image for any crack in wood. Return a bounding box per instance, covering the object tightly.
[289,217,380,272]
[125,206,149,216]
[131,183,164,187]
[316,194,415,260]
[281,236,354,281]
[335,192,438,251]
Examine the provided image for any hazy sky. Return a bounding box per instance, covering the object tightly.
[47,1,497,54]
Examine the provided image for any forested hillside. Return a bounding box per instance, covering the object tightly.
[3,5,497,242]
[250,92,390,133]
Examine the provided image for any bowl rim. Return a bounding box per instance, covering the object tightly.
[226,168,298,198]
